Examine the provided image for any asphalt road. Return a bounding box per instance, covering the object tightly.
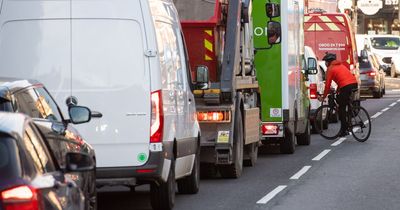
[98,76,400,210]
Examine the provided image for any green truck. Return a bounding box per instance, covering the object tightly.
[253,0,317,153]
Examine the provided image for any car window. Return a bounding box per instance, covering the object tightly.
[0,98,14,112]
[35,88,63,121]
[14,88,62,122]
[0,136,21,180]
[22,125,56,173]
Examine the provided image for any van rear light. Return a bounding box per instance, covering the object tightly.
[197,111,231,123]
[1,185,40,210]
[150,90,164,143]
[261,124,279,135]
[309,83,317,99]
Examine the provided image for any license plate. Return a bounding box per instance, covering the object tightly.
[217,131,230,143]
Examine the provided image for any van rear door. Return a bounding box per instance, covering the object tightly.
[71,20,151,168]
[304,14,354,69]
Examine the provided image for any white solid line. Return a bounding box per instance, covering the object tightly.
[371,112,382,118]
[290,166,312,180]
[392,89,400,92]
[364,120,369,125]
[397,99,400,102]
[381,107,390,112]
[389,102,397,107]
[312,149,331,161]
[256,185,287,204]
[331,137,346,146]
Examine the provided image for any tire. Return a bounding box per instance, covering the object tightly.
[297,120,311,146]
[350,106,371,142]
[314,105,341,140]
[177,143,200,194]
[279,126,295,154]
[219,109,243,178]
[150,160,175,210]
[243,142,258,167]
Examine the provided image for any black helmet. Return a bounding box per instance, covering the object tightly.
[322,52,336,62]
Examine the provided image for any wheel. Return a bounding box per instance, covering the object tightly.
[243,142,258,167]
[219,109,243,178]
[297,120,311,146]
[314,105,341,140]
[350,106,371,142]
[177,143,200,194]
[279,126,295,154]
[150,160,175,210]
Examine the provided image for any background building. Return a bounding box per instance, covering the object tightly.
[357,0,399,35]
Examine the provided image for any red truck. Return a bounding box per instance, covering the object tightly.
[304,12,361,99]
[174,0,260,178]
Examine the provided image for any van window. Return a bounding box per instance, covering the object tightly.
[154,21,182,90]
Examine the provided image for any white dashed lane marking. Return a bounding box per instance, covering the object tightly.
[389,102,397,107]
[371,112,382,119]
[331,137,346,146]
[290,166,312,180]
[381,107,389,112]
[256,185,287,204]
[312,149,331,161]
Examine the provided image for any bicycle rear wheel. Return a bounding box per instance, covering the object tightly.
[350,106,371,142]
[314,105,341,140]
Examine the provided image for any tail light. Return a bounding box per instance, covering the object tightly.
[1,185,40,210]
[361,71,376,77]
[150,90,164,143]
[261,124,279,135]
[197,111,231,123]
[309,83,317,99]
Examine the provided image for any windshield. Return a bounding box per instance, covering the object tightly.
[370,37,400,50]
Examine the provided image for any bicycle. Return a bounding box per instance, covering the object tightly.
[314,89,371,142]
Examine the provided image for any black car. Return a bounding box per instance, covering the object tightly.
[0,112,94,210]
[0,78,97,210]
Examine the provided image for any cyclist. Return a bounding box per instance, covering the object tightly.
[318,53,358,137]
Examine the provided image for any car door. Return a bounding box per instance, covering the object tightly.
[22,123,83,210]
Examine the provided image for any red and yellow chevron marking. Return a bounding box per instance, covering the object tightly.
[204,30,214,61]
[304,15,346,32]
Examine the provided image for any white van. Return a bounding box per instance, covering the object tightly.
[356,34,400,75]
[0,0,201,209]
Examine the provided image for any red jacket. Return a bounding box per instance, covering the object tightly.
[323,60,358,98]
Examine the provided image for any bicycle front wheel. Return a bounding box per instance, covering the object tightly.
[314,105,341,140]
[350,106,371,142]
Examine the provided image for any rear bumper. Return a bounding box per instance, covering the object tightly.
[96,142,174,187]
[360,81,380,94]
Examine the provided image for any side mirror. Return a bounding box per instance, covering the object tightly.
[265,3,280,18]
[267,21,281,45]
[65,152,94,172]
[195,65,210,90]
[68,106,91,124]
[307,57,318,75]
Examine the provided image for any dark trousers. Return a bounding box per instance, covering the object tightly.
[337,83,358,132]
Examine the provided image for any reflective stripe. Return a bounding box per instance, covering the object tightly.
[204,30,214,61]
[318,16,331,22]
[326,23,340,31]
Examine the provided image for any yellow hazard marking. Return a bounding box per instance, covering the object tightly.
[336,16,345,22]
[326,23,340,31]
[315,23,323,31]
[193,90,204,95]
[205,55,212,61]
[304,16,311,22]
[319,16,332,23]
[347,55,351,64]
[204,89,221,94]
[205,30,213,36]
[204,39,213,52]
